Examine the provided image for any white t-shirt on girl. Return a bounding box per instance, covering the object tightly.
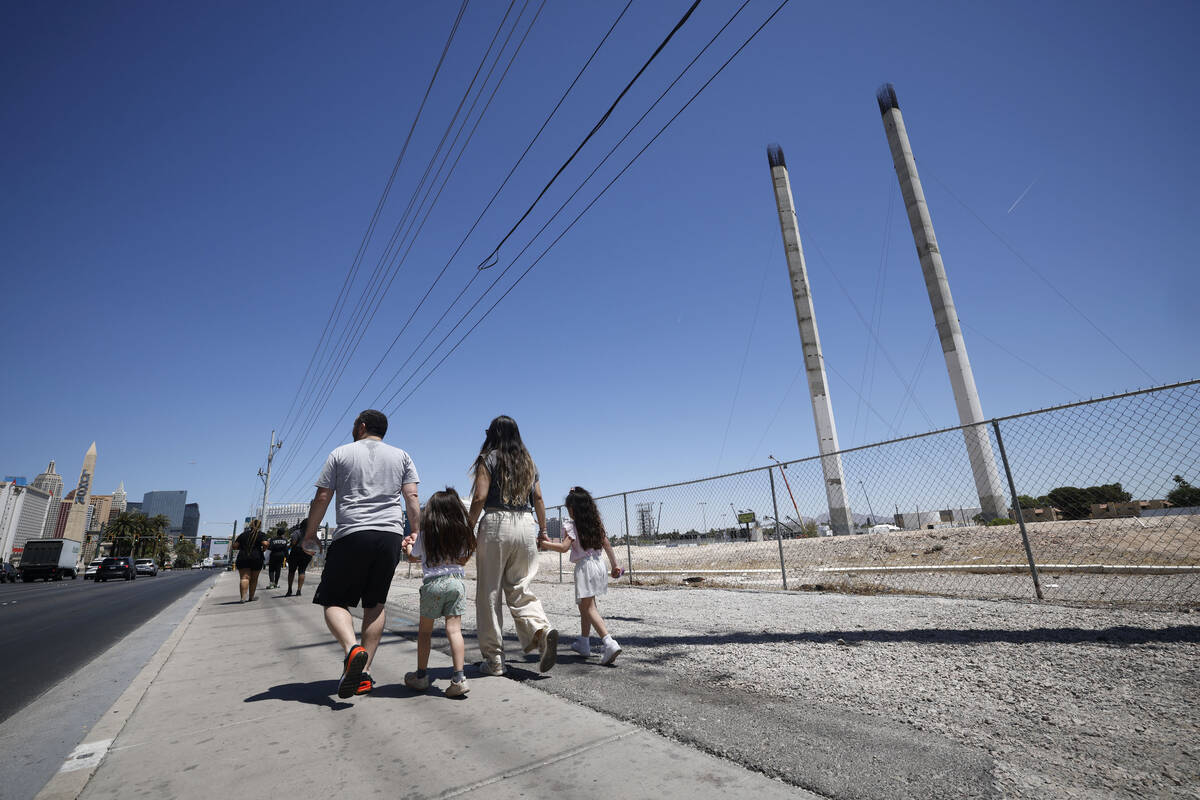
[562,519,602,564]
[409,531,466,577]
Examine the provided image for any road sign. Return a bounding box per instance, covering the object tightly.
[736,512,756,524]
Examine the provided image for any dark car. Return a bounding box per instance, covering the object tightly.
[95,556,136,582]
[0,562,17,583]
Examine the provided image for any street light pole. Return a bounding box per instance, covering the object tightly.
[258,430,282,532]
[859,480,876,527]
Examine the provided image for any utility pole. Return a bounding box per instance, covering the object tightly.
[258,430,282,532]
[877,84,1006,518]
[767,145,853,534]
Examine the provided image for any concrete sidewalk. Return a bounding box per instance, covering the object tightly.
[45,571,817,800]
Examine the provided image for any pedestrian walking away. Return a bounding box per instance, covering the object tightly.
[467,415,558,676]
[286,522,317,597]
[402,487,476,698]
[538,487,624,665]
[301,409,420,699]
[232,520,268,603]
[266,525,289,589]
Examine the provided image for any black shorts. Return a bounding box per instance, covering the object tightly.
[312,530,404,609]
[288,548,312,573]
[236,555,264,571]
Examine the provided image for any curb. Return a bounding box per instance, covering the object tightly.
[34,574,219,800]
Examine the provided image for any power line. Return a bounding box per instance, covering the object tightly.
[277,0,470,444]
[716,240,772,472]
[273,1,534,482]
[384,0,793,414]
[275,1,524,476]
[474,0,703,270]
[272,0,551,493]
[371,0,765,416]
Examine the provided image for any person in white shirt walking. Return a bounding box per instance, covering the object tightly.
[301,409,420,699]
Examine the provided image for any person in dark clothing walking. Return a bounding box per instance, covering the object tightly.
[232,520,267,603]
[266,526,289,589]
[286,522,317,597]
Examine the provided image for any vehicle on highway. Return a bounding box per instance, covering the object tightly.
[0,562,18,583]
[20,539,82,581]
[134,559,158,577]
[84,559,104,578]
[95,556,136,582]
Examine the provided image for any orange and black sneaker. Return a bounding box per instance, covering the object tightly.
[337,645,368,699]
[355,672,374,695]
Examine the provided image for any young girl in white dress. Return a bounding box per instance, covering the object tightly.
[538,486,624,664]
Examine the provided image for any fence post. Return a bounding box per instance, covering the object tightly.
[769,467,788,589]
[622,493,633,583]
[991,420,1043,601]
[557,506,563,584]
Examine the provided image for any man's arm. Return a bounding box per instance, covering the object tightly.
[302,487,334,553]
[402,482,420,538]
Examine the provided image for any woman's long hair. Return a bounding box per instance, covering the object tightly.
[565,487,606,551]
[422,488,476,567]
[473,415,537,506]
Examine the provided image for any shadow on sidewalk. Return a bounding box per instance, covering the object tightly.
[245,681,353,710]
[610,624,1200,650]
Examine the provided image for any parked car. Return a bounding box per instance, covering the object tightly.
[0,562,18,583]
[95,556,136,582]
[84,559,105,579]
[134,559,158,577]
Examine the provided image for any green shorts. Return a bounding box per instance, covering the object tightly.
[419,574,466,619]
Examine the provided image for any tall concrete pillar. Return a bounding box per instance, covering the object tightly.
[876,84,1006,518]
[768,144,853,535]
[61,442,97,542]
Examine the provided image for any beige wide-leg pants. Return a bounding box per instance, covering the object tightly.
[475,509,551,662]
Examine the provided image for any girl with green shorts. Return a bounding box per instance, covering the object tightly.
[402,488,476,697]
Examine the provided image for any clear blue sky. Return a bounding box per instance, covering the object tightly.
[3,0,1196,534]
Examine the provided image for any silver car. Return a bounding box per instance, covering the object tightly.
[84,559,104,578]
[134,559,158,577]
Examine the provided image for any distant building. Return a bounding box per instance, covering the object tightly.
[126,501,142,514]
[0,482,52,562]
[32,461,64,538]
[53,496,72,537]
[264,502,308,531]
[183,502,200,540]
[141,491,187,537]
[87,494,114,532]
[111,482,127,514]
[1089,500,1170,519]
[546,517,563,540]
[1010,506,1061,522]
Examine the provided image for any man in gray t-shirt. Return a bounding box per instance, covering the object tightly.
[301,409,420,699]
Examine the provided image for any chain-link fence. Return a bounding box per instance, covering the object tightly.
[527,381,1200,610]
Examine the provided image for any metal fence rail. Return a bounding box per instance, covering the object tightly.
[525,381,1200,610]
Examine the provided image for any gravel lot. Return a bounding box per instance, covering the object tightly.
[383,575,1200,800]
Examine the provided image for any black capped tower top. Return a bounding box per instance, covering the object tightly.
[876,83,900,115]
[766,143,786,169]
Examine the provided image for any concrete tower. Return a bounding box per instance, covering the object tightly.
[767,144,853,535]
[33,460,64,538]
[876,84,1006,518]
[61,442,97,542]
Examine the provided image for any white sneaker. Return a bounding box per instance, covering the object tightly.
[479,658,506,677]
[599,637,622,665]
[570,638,592,657]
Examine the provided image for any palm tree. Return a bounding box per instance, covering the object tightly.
[146,514,172,561]
[105,512,142,557]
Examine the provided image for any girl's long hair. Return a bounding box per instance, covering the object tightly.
[473,415,537,506]
[422,487,476,567]
[565,487,606,551]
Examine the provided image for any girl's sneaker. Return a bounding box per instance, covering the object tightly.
[570,637,591,657]
[404,671,430,691]
[599,637,622,665]
[445,678,470,698]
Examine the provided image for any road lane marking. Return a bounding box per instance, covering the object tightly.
[58,738,113,773]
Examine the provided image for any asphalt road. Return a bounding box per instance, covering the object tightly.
[0,568,216,723]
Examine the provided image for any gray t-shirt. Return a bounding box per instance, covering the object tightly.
[482,450,538,512]
[317,439,419,541]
